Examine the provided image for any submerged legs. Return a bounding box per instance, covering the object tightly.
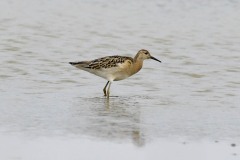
[103,81,111,98]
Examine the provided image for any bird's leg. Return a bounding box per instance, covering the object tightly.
[103,81,109,96]
[107,82,112,98]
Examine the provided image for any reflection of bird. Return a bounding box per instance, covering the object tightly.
[69,49,161,98]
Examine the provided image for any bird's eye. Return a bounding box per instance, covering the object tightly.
[145,52,148,55]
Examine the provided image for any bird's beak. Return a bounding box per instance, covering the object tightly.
[150,56,161,63]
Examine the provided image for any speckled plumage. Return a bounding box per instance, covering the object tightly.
[71,55,133,70]
[69,49,161,97]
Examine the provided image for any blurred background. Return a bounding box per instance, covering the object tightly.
[0,0,240,159]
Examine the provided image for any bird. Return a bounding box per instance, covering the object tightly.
[69,49,161,98]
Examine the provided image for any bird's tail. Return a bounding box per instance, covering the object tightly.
[69,62,81,65]
[69,61,90,69]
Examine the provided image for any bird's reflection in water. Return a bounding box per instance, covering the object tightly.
[71,96,145,147]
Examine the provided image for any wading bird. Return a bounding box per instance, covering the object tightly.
[69,49,161,98]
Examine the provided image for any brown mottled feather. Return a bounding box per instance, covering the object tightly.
[73,56,134,70]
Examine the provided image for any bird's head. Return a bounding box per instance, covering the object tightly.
[136,49,161,63]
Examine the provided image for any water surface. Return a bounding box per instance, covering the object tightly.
[0,0,240,159]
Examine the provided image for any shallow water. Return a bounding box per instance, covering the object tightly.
[1,0,240,159]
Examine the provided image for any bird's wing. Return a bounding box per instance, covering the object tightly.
[86,56,133,70]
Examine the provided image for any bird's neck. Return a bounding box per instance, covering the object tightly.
[132,58,143,75]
